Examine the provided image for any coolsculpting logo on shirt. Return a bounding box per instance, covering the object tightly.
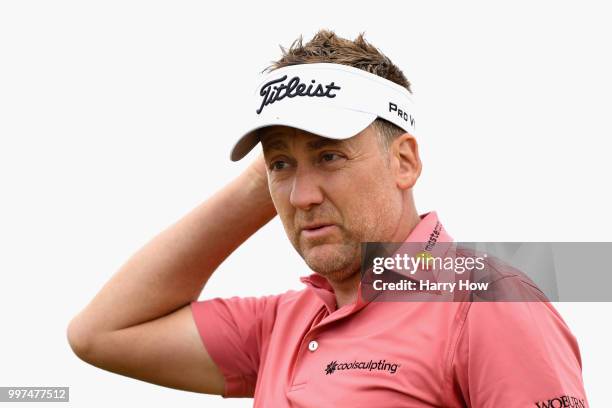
[256,75,341,114]
[324,359,400,375]
[534,395,586,407]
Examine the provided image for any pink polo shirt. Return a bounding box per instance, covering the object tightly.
[190,212,589,407]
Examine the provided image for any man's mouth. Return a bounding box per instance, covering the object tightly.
[300,223,338,239]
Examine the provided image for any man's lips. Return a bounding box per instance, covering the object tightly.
[300,223,338,239]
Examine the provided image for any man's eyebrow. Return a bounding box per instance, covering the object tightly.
[305,138,344,150]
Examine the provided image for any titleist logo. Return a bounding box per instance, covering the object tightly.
[256,75,341,114]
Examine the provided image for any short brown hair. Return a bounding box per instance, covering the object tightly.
[266,29,412,151]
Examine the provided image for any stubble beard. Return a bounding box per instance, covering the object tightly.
[294,223,371,284]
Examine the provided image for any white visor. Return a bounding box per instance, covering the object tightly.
[230,62,416,161]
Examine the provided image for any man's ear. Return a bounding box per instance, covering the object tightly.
[391,132,422,189]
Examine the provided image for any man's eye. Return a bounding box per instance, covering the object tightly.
[321,153,342,162]
[270,160,289,171]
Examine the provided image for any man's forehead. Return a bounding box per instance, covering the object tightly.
[258,125,295,141]
[259,125,363,151]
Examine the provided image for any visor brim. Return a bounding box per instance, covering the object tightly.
[230,105,377,161]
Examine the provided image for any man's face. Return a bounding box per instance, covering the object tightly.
[261,125,405,283]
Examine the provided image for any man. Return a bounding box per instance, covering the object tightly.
[67,30,589,407]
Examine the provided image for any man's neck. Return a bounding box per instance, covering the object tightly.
[331,271,362,309]
[330,209,422,310]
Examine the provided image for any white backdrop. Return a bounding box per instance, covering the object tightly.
[1,1,610,407]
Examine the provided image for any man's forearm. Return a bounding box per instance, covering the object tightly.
[68,157,275,336]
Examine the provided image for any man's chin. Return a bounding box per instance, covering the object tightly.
[301,243,358,277]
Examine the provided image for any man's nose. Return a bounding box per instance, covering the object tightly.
[289,165,324,210]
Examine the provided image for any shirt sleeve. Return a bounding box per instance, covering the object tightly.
[190,293,285,398]
[450,294,589,407]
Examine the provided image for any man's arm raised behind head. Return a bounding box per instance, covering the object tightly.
[66,154,276,394]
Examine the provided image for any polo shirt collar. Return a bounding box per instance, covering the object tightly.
[299,211,453,314]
